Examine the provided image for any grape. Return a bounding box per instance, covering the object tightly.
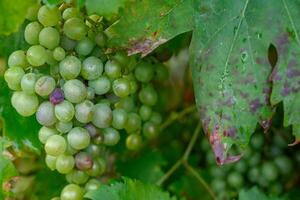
[86,144,101,157]
[50,88,65,105]
[112,78,131,98]
[92,103,112,128]
[55,100,75,123]
[62,8,83,20]
[87,87,95,100]
[103,128,120,146]
[66,144,78,155]
[63,79,87,103]
[247,166,260,183]
[45,135,67,156]
[11,91,39,117]
[39,27,60,49]
[36,101,57,126]
[85,179,101,191]
[211,178,226,192]
[21,73,37,94]
[26,3,40,21]
[81,56,103,80]
[139,85,158,106]
[67,127,91,150]
[4,66,25,90]
[56,154,75,174]
[8,50,27,68]
[112,108,128,130]
[114,97,135,112]
[26,45,47,67]
[274,155,293,175]
[53,47,66,61]
[75,37,95,56]
[38,126,58,144]
[129,79,138,94]
[56,121,73,133]
[63,17,87,40]
[154,64,169,81]
[35,76,56,97]
[60,184,84,200]
[59,56,82,80]
[66,170,89,184]
[88,76,111,95]
[261,161,279,182]
[126,134,142,150]
[86,158,106,177]
[61,35,77,51]
[104,60,122,79]
[75,152,93,170]
[139,105,152,121]
[45,49,57,65]
[85,123,100,138]
[94,32,106,47]
[227,172,244,189]
[250,133,264,150]
[24,21,42,45]
[134,62,154,82]
[143,121,159,139]
[46,155,57,171]
[38,5,61,27]
[75,100,94,123]
[124,113,141,133]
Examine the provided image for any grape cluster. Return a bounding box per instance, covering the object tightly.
[4,2,166,199]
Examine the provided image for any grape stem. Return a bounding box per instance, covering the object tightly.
[157,123,217,200]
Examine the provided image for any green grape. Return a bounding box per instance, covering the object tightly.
[50,64,60,79]
[81,56,103,80]
[87,87,95,100]
[59,56,82,80]
[35,76,56,97]
[112,78,130,98]
[24,21,42,45]
[26,3,40,21]
[104,60,122,79]
[61,35,77,51]
[129,79,138,94]
[124,113,141,133]
[134,62,154,83]
[45,155,57,171]
[26,45,47,67]
[36,101,57,126]
[86,143,101,157]
[46,49,57,65]
[92,103,112,128]
[75,100,94,123]
[247,152,261,167]
[38,126,58,144]
[67,127,91,150]
[56,121,73,133]
[66,143,78,155]
[94,32,106,47]
[88,76,111,95]
[8,50,27,68]
[66,170,89,184]
[75,37,95,56]
[86,158,106,177]
[53,47,66,61]
[274,155,293,175]
[112,108,128,130]
[56,154,75,174]
[38,5,61,27]
[261,161,279,182]
[114,97,135,112]
[211,178,226,192]
[250,133,264,150]
[63,79,87,103]
[60,184,84,200]
[63,17,87,40]
[21,73,37,94]
[103,127,120,146]
[45,135,67,156]
[11,91,39,117]
[62,7,83,20]
[143,121,159,139]
[154,64,169,81]
[4,66,25,90]
[126,134,142,151]
[55,100,75,123]
[39,27,60,49]
[139,105,152,121]
[227,172,244,189]
[234,159,247,173]
[85,179,101,191]
[247,166,260,183]
[139,85,158,106]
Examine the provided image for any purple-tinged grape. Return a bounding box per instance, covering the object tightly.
[75,152,93,170]
[50,88,64,105]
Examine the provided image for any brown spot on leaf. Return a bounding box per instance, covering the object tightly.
[127,37,167,57]
[250,98,262,113]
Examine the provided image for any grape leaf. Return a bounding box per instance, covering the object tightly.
[0,0,36,35]
[85,177,176,200]
[239,187,286,200]
[105,0,193,56]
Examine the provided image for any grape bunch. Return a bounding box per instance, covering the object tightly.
[4,2,167,199]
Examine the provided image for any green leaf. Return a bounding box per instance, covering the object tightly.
[239,187,286,200]
[85,177,176,200]
[42,0,61,7]
[0,0,36,35]
[85,0,127,20]
[0,78,42,153]
[105,0,193,56]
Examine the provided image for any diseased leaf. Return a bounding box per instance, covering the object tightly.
[239,187,286,200]
[0,0,36,35]
[105,0,193,56]
[190,0,277,164]
[85,177,176,200]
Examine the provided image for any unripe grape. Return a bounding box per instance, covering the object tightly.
[139,85,158,106]
[139,105,152,121]
[59,56,82,80]
[104,60,122,79]
[85,179,101,191]
[61,35,77,51]
[4,66,25,90]
[66,170,89,184]
[86,87,95,100]
[155,64,169,81]
[26,45,47,67]
[53,47,66,61]
[45,50,57,65]
[81,56,103,80]
[112,78,130,98]
[150,112,162,124]
[103,128,120,146]
[143,121,159,139]
[92,103,112,128]
[94,32,106,47]
[24,22,42,45]
[75,100,94,123]
[45,155,57,171]
[35,76,56,97]
[11,91,39,116]
[38,126,58,144]
[261,162,279,182]
[63,17,87,40]
[63,79,87,103]
[55,100,75,123]
[60,184,84,200]
[56,154,75,174]
[66,143,78,155]
[86,158,106,177]
[125,113,141,133]
[38,5,61,27]
[39,27,60,49]
[62,8,83,20]
[134,62,154,82]
[126,134,142,150]
[36,101,57,126]
[8,50,27,68]
[67,127,91,150]
[86,144,101,157]
[88,76,111,95]
[75,37,95,56]
[26,3,40,21]
[75,152,93,170]
[227,172,244,189]
[114,97,135,112]
[45,135,67,156]
[56,121,73,134]
[112,108,128,130]
[21,73,37,94]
